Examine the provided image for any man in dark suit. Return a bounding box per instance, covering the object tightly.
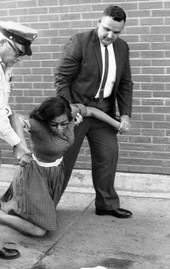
[55,5,133,218]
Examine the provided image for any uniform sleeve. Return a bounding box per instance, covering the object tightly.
[0,108,21,146]
[71,103,87,118]
[0,63,20,146]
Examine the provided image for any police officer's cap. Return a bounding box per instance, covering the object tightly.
[0,21,38,56]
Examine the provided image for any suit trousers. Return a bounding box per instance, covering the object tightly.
[62,98,120,210]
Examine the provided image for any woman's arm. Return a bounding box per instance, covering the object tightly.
[86,106,120,129]
[9,114,28,148]
[71,103,120,129]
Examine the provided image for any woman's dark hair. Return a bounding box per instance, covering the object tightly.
[103,5,126,23]
[30,95,72,124]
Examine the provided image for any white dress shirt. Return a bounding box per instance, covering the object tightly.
[95,42,116,99]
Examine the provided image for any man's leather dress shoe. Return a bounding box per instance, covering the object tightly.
[96,208,132,218]
[0,247,20,259]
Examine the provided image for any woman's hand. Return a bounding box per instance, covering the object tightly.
[118,115,130,134]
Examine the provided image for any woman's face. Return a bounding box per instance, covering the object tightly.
[49,113,70,135]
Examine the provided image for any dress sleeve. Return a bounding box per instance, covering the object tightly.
[71,103,87,118]
[28,118,47,140]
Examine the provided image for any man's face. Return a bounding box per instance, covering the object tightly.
[1,41,24,66]
[97,16,125,46]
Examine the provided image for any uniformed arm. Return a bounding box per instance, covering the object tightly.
[0,106,21,146]
[9,114,28,148]
[0,62,31,165]
[9,114,31,166]
[0,110,31,166]
[0,65,21,147]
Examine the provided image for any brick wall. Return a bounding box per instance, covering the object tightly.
[0,0,170,175]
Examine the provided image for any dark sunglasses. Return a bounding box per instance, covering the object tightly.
[49,121,69,128]
[8,41,25,58]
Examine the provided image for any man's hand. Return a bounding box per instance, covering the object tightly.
[117,115,130,134]
[13,143,32,167]
[74,112,83,126]
[19,153,32,167]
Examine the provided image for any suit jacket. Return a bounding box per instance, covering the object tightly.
[55,29,133,117]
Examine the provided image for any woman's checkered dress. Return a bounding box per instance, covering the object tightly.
[0,104,87,231]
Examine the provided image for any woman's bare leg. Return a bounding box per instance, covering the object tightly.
[0,210,46,237]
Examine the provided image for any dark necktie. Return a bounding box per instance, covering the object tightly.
[99,45,109,102]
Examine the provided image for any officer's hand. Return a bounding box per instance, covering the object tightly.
[13,143,32,166]
[18,153,32,167]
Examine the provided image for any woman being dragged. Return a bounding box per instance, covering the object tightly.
[0,96,120,237]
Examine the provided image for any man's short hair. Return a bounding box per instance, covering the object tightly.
[103,5,126,23]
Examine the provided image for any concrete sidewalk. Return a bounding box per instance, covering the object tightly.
[0,165,170,269]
